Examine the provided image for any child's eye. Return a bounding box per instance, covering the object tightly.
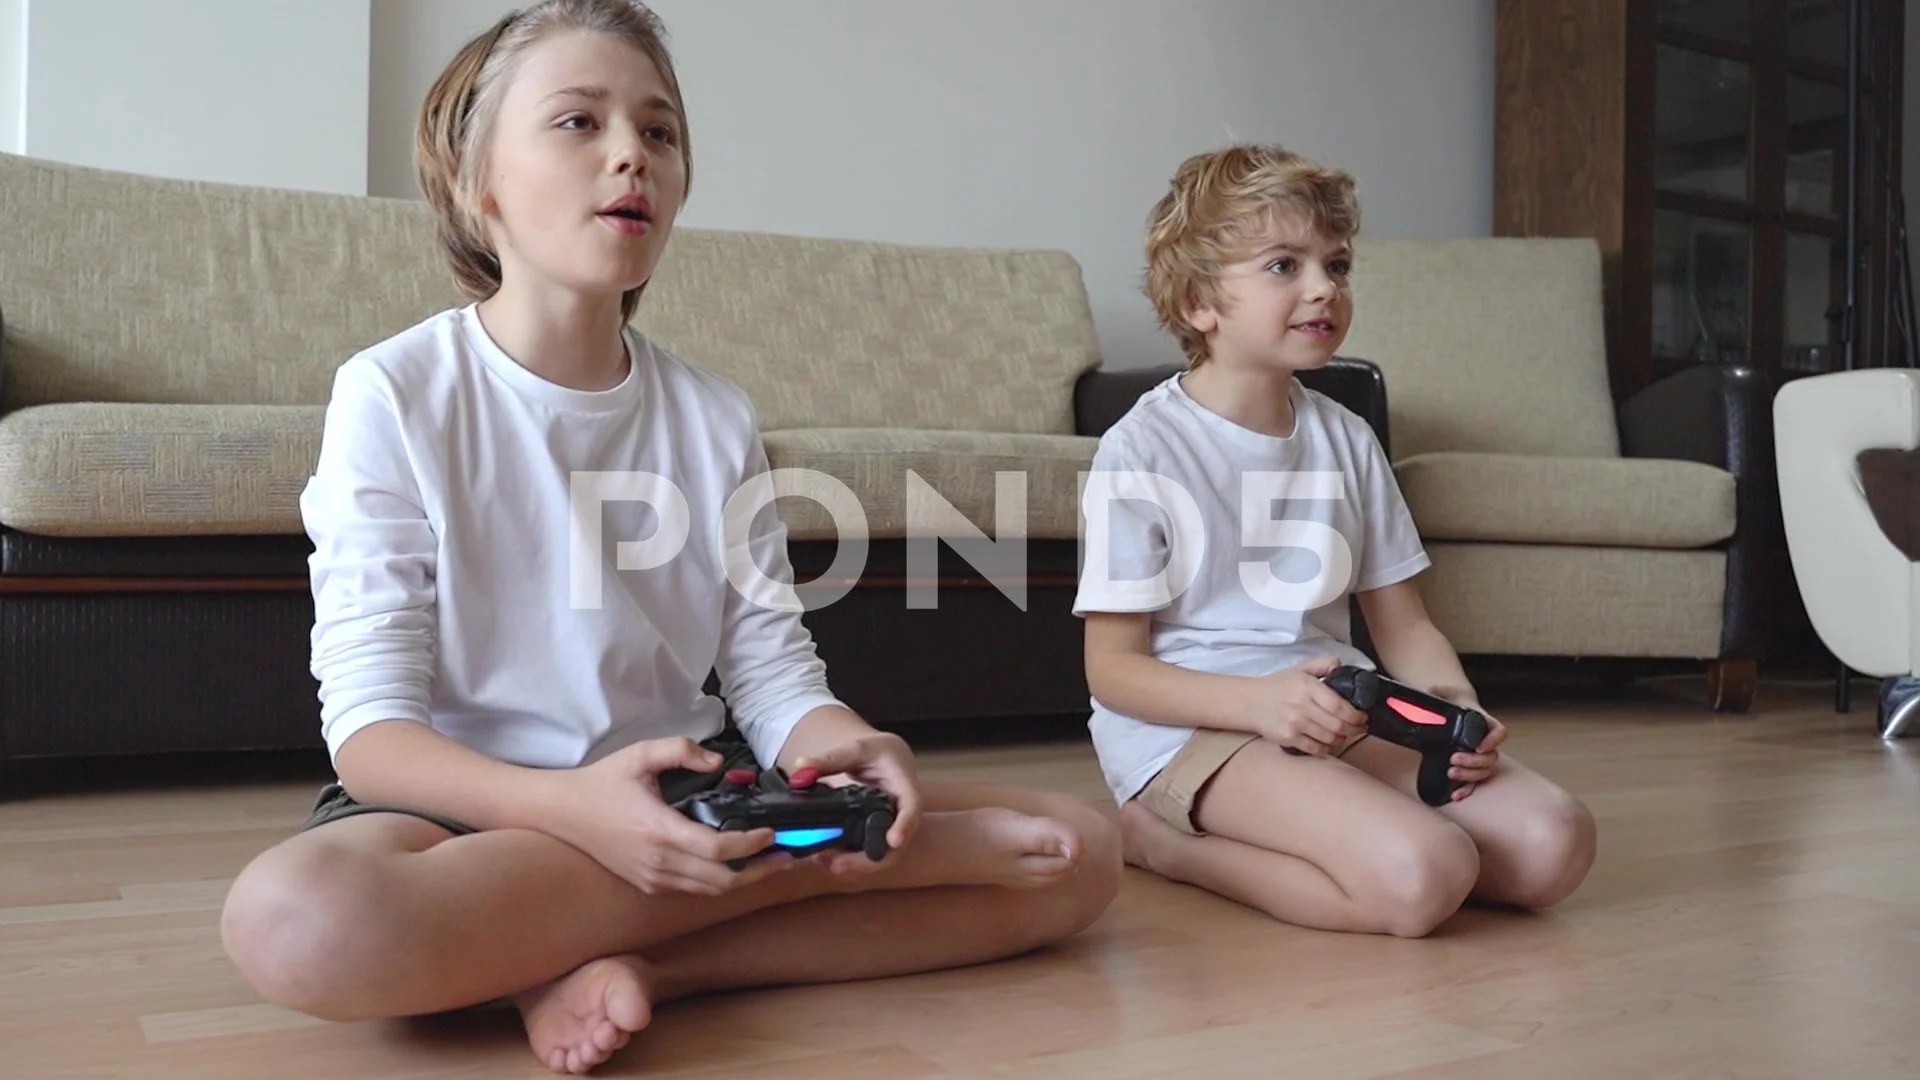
[1267,257,1297,275]
[1329,259,1352,277]
[557,113,595,131]
[644,123,680,146]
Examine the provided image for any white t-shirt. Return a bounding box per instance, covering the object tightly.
[300,303,845,770]
[1072,373,1430,804]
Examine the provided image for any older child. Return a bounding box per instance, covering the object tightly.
[218,2,1118,1073]
[1077,144,1595,938]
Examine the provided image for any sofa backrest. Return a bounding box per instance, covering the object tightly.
[636,229,1102,435]
[0,151,459,413]
[1338,236,1621,461]
[0,151,1103,435]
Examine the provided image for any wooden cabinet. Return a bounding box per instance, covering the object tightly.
[1495,0,1906,402]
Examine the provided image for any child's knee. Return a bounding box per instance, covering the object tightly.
[1509,788,1598,909]
[221,839,404,1018]
[1069,800,1123,868]
[1362,821,1480,938]
[1032,795,1124,935]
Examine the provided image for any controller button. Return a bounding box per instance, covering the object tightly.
[723,768,757,786]
[789,766,821,789]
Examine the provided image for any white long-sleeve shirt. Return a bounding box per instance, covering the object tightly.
[300,303,845,770]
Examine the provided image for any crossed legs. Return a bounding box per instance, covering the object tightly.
[221,781,1121,1074]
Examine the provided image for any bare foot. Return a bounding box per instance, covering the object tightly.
[515,955,656,1075]
[1119,799,1183,875]
[845,806,1080,890]
[960,806,1080,888]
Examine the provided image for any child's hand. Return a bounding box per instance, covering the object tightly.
[564,736,798,896]
[790,731,923,872]
[1244,655,1368,755]
[1448,713,1508,800]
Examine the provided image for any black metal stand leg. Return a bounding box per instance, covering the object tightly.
[1837,661,1852,713]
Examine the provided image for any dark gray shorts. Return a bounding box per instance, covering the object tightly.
[297,727,762,835]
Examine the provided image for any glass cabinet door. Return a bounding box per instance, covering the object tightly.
[1655,46,1752,202]
[1658,0,1752,40]
[1653,0,1757,369]
[1651,0,1855,379]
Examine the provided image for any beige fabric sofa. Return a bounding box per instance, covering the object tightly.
[0,151,1773,777]
[1337,237,1776,709]
[0,149,1175,766]
[0,153,1102,544]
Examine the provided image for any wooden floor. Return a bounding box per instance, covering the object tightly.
[2,674,1917,1078]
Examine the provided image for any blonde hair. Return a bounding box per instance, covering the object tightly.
[415,0,691,321]
[1144,144,1359,366]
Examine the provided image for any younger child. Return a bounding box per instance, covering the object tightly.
[218,3,1118,1074]
[1076,145,1595,938]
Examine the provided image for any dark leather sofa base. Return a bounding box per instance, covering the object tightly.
[0,589,322,761]
[2,529,313,577]
[0,531,1092,767]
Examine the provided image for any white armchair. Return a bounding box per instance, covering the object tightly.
[1774,367,1920,737]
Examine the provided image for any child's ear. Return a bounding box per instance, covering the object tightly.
[1182,292,1219,336]
[469,181,497,223]
[459,178,499,244]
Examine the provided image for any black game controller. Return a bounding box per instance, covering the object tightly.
[1322,665,1491,807]
[673,765,898,870]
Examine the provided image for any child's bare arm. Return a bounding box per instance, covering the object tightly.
[332,719,578,832]
[1084,612,1364,755]
[772,704,894,769]
[1084,613,1255,732]
[1355,581,1480,708]
[331,719,783,894]
[771,704,922,857]
[1358,580,1508,784]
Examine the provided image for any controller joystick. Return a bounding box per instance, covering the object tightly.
[674,764,898,870]
[1318,665,1491,807]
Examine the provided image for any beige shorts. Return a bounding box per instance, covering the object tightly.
[1134,727,1369,836]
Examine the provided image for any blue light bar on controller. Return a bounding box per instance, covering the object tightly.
[774,827,845,847]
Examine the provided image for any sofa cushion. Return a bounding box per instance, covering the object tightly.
[762,428,1096,542]
[1419,541,1725,657]
[0,403,321,536]
[1339,237,1621,460]
[1395,451,1737,549]
[0,406,1099,544]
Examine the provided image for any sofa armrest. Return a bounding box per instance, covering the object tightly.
[1073,363,1182,438]
[1297,356,1392,459]
[1073,356,1392,456]
[1618,363,1767,470]
[1618,363,1779,659]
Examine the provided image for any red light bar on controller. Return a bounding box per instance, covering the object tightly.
[1387,697,1447,726]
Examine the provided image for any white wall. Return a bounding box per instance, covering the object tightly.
[367,0,1495,370]
[20,0,371,195]
[0,0,22,153]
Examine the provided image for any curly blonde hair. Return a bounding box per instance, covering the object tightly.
[414,0,690,321]
[1144,144,1360,366]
